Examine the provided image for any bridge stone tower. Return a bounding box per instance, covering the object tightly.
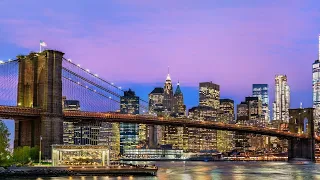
[288,108,315,162]
[15,50,64,159]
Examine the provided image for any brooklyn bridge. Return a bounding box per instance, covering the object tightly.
[0,50,317,161]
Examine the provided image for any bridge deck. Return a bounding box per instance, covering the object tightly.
[0,105,314,140]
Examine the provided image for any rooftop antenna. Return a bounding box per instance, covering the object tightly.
[168,66,170,74]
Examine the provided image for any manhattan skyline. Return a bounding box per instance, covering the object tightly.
[0,0,319,111]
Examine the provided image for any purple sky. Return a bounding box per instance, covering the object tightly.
[1,0,320,145]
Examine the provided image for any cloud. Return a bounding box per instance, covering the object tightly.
[0,0,319,95]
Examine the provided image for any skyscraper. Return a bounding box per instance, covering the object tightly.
[62,98,120,159]
[173,81,186,117]
[161,73,184,150]
[120,89,140,154]
[187,82,220,152]
[313,35,320,134]
[149,87,164,115]
[217,99,235,152]
[236,97,265,152]
[148,87,164,147]
[163,73,174,113]
[199,82,220,109]
[273,75,290,123]
[252,84,269,124]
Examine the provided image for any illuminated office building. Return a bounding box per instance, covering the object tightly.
[252,84,269,124]
[199,82,220,109]
[273,75,290,123]
[313,35,320,134]
[148,73,186,150]
[188,106,218,152]
[148,87,164,147]
[246,97,262,126]
[173,82,186,117]
[149,87,164,115]
[187,82,220,152]
[235,97,265,152]
[163,72,174,112]
[235,101,250,151]
[160,73,185,150]
[217,99,235,152]
[120,89,140,154]
[62,98,119,159]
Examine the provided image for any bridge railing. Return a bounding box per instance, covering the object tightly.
[0,105,42,115]
[63,111,310,139]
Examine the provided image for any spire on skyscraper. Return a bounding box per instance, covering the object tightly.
[166,66,171,81]
[175,81,182,95]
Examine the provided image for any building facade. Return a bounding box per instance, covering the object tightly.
[187,82,220,152]
[173,82,186,117]
[163,73,174,112]
[149,87,164,115]
[199,82,220,109]
[217,99,235,152]
[148,87,164,147]
[62,98,120,159]
[235,97,266,152]
[313,36,320,134]
[252,84,269,124]
[273,75,290,123]
[120,89,140,154]
[148,73,187,150]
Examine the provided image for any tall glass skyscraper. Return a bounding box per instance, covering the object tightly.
[312,35,320,134]
[273,75,290,123]
[252,84,269,124]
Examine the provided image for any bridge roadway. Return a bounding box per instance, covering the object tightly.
[0,105,315,140]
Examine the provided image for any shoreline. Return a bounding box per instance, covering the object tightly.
[120,158,288,162]
[0,166,158,177]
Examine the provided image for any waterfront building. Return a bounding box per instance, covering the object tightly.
[122,147,184,160]
[188,106,217,152]
[120,89,140,154]
[187,82,220,153]
[52,145,110,166]
[148,73,186,150]
[62,98,120,160]
[273,75,290,123]
[217,99,235,152]
[160,73,185,151]
[235,97,266,152]
[252,84,269,124]
[148,87,165,148]
[235,101,250,151]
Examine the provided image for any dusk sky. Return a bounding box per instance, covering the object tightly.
[1,1,320,144]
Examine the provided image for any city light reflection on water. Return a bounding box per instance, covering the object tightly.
[5,161,320,180]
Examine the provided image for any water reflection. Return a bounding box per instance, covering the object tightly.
[4,161,320,180]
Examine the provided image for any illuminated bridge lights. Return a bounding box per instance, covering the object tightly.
[0,105,315,140]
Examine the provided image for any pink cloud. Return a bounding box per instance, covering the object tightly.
[0,1,318,97]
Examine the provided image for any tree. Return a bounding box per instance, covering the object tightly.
[0,120,11,166]
[11,146,39,165]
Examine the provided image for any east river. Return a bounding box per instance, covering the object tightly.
[4,161,320,180]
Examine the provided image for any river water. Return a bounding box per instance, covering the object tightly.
[4,161,320,180]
